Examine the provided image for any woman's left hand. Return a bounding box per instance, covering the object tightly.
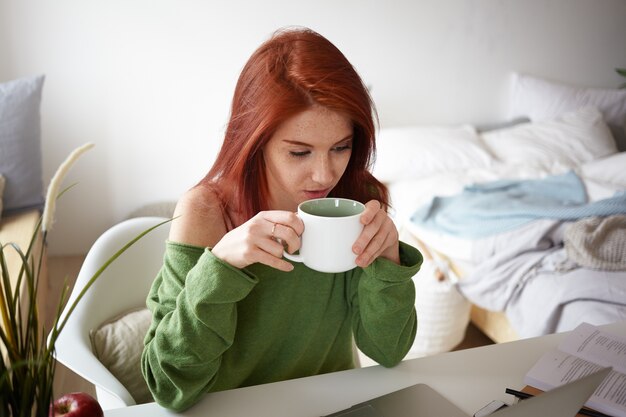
[353,200,400,268]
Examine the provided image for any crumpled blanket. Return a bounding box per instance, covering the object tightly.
[457,219,626,338]
[411,171,626,238]
[565,215,626,271]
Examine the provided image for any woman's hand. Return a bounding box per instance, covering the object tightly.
[211,211,304,272]
[352,200,400,268]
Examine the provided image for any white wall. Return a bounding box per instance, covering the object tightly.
[1,0,625,255]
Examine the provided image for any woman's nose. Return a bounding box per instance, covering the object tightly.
[311,156,334,185]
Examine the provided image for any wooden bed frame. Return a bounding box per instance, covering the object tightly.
[470,306,518,344]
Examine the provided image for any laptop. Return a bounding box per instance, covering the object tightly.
[322,367,611,417]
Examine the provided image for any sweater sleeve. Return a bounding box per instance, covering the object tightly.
[141,241,258,411]
[351,241,422,367]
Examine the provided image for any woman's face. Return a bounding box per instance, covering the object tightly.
[263,105,353,212]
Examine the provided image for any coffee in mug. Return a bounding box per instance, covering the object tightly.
[283,198,365,273]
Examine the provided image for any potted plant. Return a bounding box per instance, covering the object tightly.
[0,143,168,416]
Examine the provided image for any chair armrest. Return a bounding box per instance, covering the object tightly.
[54,324,136,407]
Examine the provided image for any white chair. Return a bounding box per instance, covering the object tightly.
[53,217,170,409]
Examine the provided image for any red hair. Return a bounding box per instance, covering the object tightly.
[201,27,389,222]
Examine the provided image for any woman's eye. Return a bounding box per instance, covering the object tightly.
[333,144,352,152]
[288,143,351,158]
[289,150,310,158]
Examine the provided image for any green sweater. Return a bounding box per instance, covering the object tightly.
[141,240,422,411]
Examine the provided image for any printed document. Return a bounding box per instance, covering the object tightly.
[524,322,626,417]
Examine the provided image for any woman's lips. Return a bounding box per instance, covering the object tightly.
[304,189,330,199]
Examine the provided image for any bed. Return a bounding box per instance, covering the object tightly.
[373,72,626,358]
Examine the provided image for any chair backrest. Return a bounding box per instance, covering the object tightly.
[53,217,170,409]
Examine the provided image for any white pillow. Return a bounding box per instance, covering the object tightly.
[508,73,626,151]
[579,152,626,188]
[481,107,617,171]
[373,125,494,182]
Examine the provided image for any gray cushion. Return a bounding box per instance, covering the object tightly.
[0,75,45,214]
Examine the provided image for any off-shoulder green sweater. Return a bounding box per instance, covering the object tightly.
[141,241,422,411]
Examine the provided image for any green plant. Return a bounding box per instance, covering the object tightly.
[0,144,169,416]
[617,68,626,88]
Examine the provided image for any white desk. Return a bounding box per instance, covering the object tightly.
[106,321,626,417]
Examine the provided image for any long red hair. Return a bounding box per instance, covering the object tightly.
[201,27,389,222]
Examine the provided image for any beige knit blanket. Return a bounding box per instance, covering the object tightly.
[565,215,626,271]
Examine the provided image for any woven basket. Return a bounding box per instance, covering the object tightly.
[406,259,471,358]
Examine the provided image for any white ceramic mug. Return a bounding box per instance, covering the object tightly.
[283,198,365,273]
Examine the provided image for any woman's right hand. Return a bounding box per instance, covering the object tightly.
[211,211,304,272]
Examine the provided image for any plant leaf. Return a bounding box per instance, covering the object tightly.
[0,244,18,357]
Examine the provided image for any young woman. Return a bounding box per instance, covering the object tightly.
[141,27,422,411]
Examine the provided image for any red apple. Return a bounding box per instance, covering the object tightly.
[50,392,104,417]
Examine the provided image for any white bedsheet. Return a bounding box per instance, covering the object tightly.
[455,219,626,337]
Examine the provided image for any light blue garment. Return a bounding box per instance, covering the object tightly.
[411,171,626,238]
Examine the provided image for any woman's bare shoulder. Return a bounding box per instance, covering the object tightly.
[169,185,227,248]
